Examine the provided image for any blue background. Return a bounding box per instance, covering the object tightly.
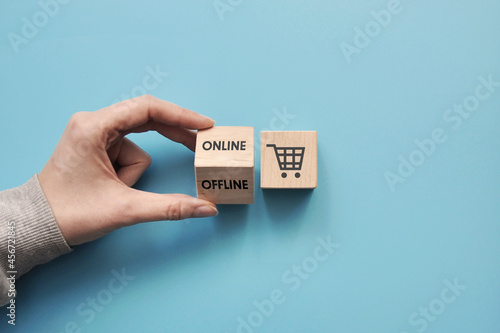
[1,0,500,332]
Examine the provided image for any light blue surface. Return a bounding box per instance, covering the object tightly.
[1,1,500,332]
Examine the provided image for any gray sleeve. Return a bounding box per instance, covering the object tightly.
[0,175,72,306]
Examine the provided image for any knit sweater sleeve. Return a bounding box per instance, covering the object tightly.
[0,175,72,306]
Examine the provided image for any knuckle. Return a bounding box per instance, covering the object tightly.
[67,111,93,136]
[137,94,155,106]
[143,153,153,167]
[165,201,183,221]
[128,94,156,117]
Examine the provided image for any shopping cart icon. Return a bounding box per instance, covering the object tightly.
[266,144,305,178]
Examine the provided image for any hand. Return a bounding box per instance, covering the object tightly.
[38,95,219,246]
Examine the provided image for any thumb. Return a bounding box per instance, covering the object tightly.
[121,190,218,225]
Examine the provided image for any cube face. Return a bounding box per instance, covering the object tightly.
[260,131,317,189]
[196,166,254,204]
[195,127,254,204]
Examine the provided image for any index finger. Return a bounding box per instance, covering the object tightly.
[98,95,215,133]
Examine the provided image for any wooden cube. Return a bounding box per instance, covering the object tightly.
[195,126,254,204]
[260,131,317,189]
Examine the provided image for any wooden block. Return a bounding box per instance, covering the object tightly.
[260,131,317,189]
[195,126,254,204]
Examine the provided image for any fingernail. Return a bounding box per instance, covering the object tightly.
[200,114,216,124]
[193,205,219,218]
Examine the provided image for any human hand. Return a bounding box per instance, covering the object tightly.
[38,95,219,246]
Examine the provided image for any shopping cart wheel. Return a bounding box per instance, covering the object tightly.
[281,172,287,178]
[295,172,301,178]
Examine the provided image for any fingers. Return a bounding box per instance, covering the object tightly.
[111,138,152,186]
[98,95,215,134]
[152,124,198,151]
[119,190,218,225]
[124,122,198,151]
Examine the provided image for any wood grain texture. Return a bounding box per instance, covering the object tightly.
[260,131,317,189]
[195,126,254,204]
